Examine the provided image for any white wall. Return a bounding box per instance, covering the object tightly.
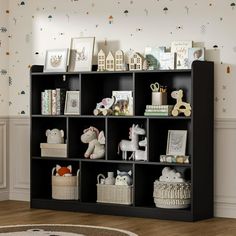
[1,0,236,218]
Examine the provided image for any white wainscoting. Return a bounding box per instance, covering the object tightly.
[0,118,8,201]
[9,117,30,201]
[3,117,236,218]
[214,118,236,218]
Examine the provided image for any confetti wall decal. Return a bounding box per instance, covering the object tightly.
[0,0,234,118]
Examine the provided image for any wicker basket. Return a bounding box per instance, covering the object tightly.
[153,180,191,209]
[96,173,133,205]
[51,168,80,200]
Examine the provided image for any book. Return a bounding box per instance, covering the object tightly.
[51,89,57,115]
[146,105,173,110]
[112,91,133,115]
[144,112,171,116]
[171,41,192,69]
[144,46,166,70]
[41,92,47,115]
[187,47,205,69]
[56,88,66,115]
[159,52,176,70]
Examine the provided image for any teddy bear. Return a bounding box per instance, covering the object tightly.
[46,128,64,144]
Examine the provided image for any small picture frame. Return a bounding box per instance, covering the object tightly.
[166,130,187,156]
[68,37,95,72]
[64,91,80,115]
[44,49,68,72]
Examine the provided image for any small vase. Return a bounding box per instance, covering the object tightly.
[105,172,115,185]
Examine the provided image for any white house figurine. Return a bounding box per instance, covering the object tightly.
[115,50,125,71]
[129,52,143,71]
[97,49,106,71]
[106,51,115,71]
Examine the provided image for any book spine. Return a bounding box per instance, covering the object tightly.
[146,105,173,109]
[145,109,172,112]
[51,89,57,115]
[144,112,170,116]
[41,92,46,115]
[45,89,52,115]
[56,88,60,115]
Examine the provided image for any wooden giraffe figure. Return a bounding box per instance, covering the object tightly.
[171,90,191,117]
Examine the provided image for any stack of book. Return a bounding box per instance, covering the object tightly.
[144,105,174,116]
[41,88,66,115]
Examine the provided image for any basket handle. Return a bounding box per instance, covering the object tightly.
[97,173,105,184]
[52,167,56,176]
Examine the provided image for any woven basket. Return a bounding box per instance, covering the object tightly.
[153,180,191,209]
[97,184,133,205]
[96,174,133,205]
[51,168,80,200]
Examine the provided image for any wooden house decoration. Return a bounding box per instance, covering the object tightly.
[129,52,143,71]
[115,50,125,71]
[106,51,115,71]
[97,49,106,71]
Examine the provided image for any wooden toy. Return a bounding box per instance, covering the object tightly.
[93,96,115,116]
[171,90,191,116]
[97,49,106,71]
[129,52,143,71]
[106,51,115,71]
[115,50,125,71]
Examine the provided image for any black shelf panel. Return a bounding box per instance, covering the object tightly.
[31,198,194,221]
[32,156,81,162]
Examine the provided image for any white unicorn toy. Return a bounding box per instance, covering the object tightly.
[134,137,148,161]
[81,126,105,159]
[118,124,145,160]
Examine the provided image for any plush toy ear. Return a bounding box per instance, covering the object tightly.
[60,130,64,138]
[67,165,72,173]
[46,129,51,137]
[128,170,132,176]
[117,170,120,175]
[56,165,61,172]
[83,128,89,133]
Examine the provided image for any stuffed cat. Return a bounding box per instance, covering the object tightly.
[115,170,133,186]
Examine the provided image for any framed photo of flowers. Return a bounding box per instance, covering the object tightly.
[68,37,95,72]
[44,49,68,72]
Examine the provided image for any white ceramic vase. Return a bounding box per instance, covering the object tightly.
[105,172,115,185]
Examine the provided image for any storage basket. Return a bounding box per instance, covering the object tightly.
[153,180,191,209]
[41,143,67,158]
[97,184,133,205]
[51,167,79,200]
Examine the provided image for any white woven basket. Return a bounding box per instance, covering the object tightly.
[153,180,191,209]
[96,174,133,205]
[51,168,80,200]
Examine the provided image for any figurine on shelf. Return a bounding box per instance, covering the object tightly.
[115,170,133,186]
[171,89,191,116]
[134,137,148,161]
[81,126,105,159]
[117,124,145,160]
[46,128,64,144]
[93,96,115,116]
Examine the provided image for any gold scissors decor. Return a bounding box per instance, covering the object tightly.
[150,82,160,92]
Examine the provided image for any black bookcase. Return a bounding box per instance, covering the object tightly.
[30,61,214,221]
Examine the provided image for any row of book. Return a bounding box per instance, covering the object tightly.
[41,88,66,115]
[144,105,174,116]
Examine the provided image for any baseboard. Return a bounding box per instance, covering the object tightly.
[215,202,236,218]
[0,190,9,201]
[9,190,30,202]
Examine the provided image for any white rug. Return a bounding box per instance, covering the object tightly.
[0,224,138,236]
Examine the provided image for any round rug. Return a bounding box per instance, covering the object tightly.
[0,224,138,236]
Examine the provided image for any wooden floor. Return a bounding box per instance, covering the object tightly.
[1,201,236,236]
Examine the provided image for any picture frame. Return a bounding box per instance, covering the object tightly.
[166,130,187,156]
[64,91,80,115]
[68,37,95,72]
[44,49,68,72]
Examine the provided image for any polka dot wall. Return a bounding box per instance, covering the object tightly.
[2,0,236,117]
